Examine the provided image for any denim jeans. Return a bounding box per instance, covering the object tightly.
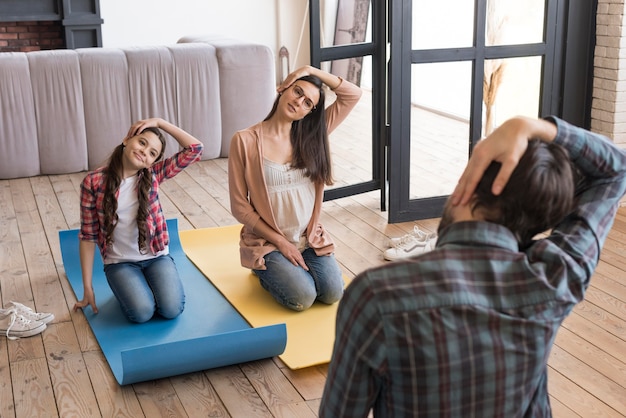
[253,248,344,311]
[104,254,185,323]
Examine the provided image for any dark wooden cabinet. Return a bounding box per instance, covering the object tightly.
[0,0,103,48]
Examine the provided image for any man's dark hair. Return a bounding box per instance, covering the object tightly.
[472,139,576,245]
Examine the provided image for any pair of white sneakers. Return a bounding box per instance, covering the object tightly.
[384,226,438,261]
[0,301,55,340]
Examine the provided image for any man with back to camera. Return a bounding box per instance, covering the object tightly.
[319,115,626,417]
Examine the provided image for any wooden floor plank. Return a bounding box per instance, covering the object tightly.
[10,358,57,418]
[240,359,316,417]
[591,270,626,305]
[320,207,386,276]
[28,177,71,323]
[43,322,100,418]
[171,168,237,227]
[331,194,411,245]
[184,158,233,212]
[549,396,581,418]
[549,344,626,415]
[279,365,328,401]
[573,299,626,342]
[170,372,231,417]
[47,174,82,230]
[547,367,618,418]
[82,350,144,418]
[561,311,626,365]
[553,326,626,402]
[133,379,189,418]
[0,218,31,308]
[206,365,274,418]
[0,335,14,418]
[584,285,626,323]
[160,178,216,229]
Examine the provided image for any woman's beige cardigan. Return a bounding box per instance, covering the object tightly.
[228,79,362,269]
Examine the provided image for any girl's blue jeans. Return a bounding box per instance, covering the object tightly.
[253,248,344,311]
[104,254,185,323]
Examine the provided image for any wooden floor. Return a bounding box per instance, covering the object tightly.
[0,158,625,417]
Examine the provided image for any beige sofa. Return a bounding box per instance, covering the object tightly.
[0,39,276,179]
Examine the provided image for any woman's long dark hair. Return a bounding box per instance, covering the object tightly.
[264,75,334,185]
[102,126,165,253]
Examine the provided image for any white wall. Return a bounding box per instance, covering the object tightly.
[100,0,312,81]
[274,0,311,76]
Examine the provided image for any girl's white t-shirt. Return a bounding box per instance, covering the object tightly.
[106,175,168,264]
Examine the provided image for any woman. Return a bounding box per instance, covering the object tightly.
[228,66,362,311]
[74,118,203,323]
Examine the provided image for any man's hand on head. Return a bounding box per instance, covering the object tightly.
[451,116,556,206]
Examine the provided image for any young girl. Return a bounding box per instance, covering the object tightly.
[228,66,362,311]
[73,118,203,323]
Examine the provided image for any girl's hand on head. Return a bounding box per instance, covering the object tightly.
[126,118,162,139]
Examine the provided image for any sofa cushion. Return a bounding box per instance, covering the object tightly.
[29,50,88,175]
[0,53,40,178]
[125,46,179,159]
[168,43,222,160]
[78,47,132,170]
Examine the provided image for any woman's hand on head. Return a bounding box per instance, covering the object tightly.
[278,65,315,94]
[278,65,341,95]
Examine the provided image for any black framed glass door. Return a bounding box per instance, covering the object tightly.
[388,0,565,222]
[309,0,595,223]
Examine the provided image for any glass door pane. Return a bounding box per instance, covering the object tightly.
[319,0,372,47]
[486,0,545,46]
[410,62,470,200]
[324,56,373,191]
[413,0,475,49]
[483,56,542,136]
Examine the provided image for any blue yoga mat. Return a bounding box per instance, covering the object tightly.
[59,219,287,385]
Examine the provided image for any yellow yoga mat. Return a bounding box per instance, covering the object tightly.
[179,224,344,370]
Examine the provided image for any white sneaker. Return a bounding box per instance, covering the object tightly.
[384,233,435,261]
[0,308,47,340]
[5,301,54,324]
[388,226,437,248]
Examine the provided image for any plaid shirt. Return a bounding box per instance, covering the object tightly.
[79,143,203,260]
[320,117,626,418]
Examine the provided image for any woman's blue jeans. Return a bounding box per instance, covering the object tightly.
[104,254,185,323]
[253,248,344,311]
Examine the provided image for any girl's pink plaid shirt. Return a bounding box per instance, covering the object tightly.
[79,143,203,260]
